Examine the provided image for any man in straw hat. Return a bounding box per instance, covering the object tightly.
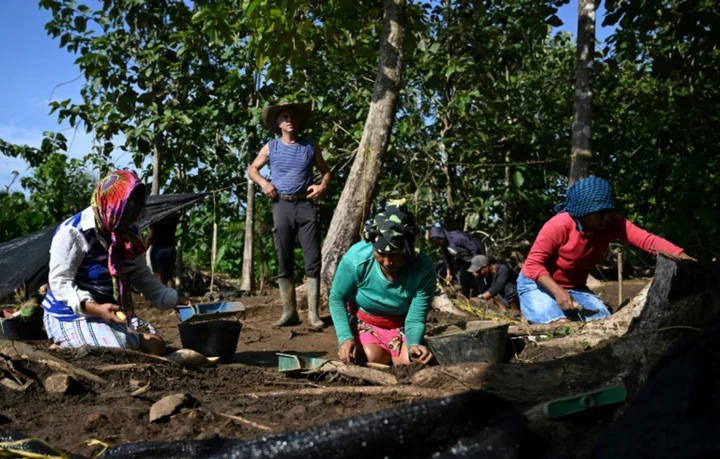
[248,102,331,328]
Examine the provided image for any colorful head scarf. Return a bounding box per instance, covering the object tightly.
[555,176,616,218]
[362,199,420,264]
[91,170,147,320]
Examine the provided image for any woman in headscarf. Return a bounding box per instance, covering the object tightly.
[329,202,435,366]
[42,170,189,355]
[519,176,695,324]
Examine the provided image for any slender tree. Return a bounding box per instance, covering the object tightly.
[569,0,596,185]
[320,0,407,289]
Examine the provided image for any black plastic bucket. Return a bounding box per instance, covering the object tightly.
[426,320,508,365]
[0,307,47,341]
[178,320,242,362]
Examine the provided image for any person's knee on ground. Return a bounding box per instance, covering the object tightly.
[391,343,412,366]
[140,334,166,356]
[363,343,391,365]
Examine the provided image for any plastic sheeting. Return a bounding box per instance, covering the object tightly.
[0,390,542,458]
[0,193,206,300]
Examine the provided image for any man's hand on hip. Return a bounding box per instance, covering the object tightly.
[261,181,278,198]
[306,184,326,201]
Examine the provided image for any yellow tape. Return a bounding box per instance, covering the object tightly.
[452,297,521,324]
[0,438,69,459]
[0,437,109,459]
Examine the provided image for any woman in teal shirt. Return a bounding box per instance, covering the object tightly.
[329,203,435,366]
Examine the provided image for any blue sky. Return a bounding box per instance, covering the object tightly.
[0,1,614,192]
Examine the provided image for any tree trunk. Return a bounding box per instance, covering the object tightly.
[174,163,188,292]
[240,176,255,292]
[569,0,596,186]
[320,0,407,289]
[504,150,511,237]
[439,121,455,219]
[240,84,258,293]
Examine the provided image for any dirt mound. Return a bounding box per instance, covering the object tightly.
[0,290,429,451]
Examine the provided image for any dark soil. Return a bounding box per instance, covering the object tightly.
[0,279,651,453]
[593,279,649,311]
[0,291,418,452]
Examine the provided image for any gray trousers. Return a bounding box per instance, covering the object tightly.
[272,199,321,279]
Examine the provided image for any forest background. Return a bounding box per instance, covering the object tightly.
[2,0,717,292]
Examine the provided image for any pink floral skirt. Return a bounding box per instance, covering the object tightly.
[347,302,406,358]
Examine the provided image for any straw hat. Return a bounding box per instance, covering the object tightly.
[261,102,312,134]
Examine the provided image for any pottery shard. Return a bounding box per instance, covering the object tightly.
[149,393,197,423]
[166,349,220,369]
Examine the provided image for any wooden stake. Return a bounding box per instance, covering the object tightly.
[210,192,218,293]
[239,386,447,399]
[618,251,623,306]
[311,361,398,386]
[92,363,154,372]
[217,412,271,431]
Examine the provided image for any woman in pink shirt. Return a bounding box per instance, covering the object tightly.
[518,176,694,324]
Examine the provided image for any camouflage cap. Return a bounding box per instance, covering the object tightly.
[362,199,420,262]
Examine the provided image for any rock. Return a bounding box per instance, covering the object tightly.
[196,430,219,441]
[0,414,12,425]
[85,412,108,429]
[432,293,471,317]
[149,393,198,423]
[586,274,603,290]
[326,398,339,405]
[45,374,81,394]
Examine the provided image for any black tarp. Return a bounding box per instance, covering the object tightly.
[1,390,548,458]
[0,193,207,300]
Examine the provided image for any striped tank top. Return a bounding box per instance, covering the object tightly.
[268,138,315,195]
[42,210,141,321]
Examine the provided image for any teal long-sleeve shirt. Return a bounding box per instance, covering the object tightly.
[329,241,436,347]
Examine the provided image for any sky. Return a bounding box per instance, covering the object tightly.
[0,1,614,192]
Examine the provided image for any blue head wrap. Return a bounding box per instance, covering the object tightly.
[555,176,615,218]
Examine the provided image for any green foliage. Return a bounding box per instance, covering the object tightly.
[381,0,575,250]
[0,133,94,242]
[3,0,716,284]
[597,0,720,258]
